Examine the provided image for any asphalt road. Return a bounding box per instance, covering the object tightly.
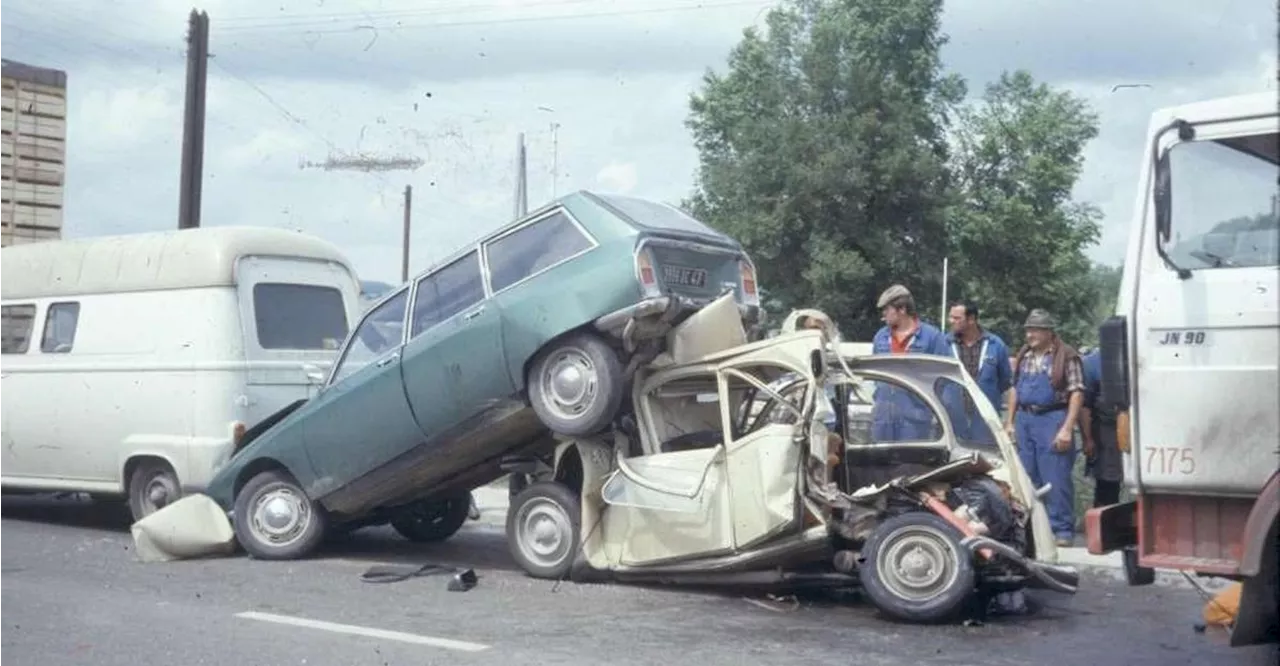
[3,494,1277,666]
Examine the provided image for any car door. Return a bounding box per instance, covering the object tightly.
[302,288,423,488]
[400,249,511,445]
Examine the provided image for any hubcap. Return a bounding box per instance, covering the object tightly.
[515,498,572,569]
[876,525,960,602]
[541,349,598,420]
[250,487,310,546]
[141,473,179,514]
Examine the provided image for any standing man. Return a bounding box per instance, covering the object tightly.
[870,284,950,441]
[1003,309,1085,546]
[1079,346,1123,506]
[945,301,1012,443]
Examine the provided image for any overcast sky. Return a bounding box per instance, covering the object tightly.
[2,0,1275,284]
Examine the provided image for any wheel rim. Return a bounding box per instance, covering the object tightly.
[514,498,573,570]
[875,524,961,602]
[139,471,179,515]
[539,348,598,421]
[249,486,311,547]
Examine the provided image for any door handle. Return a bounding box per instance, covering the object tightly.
[463,306,485,321]
[375,351,400,368]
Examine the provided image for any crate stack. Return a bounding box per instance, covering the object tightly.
[2,58,67,248]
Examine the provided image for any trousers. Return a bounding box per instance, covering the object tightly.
[1015,408,1077,540]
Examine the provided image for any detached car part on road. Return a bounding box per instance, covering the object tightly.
[504,319,1079,623]
[202,192,762,560]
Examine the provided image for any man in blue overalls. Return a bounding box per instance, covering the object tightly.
[870,284,951,441]
[945,301,1012,445]
[1002,309,1085,546]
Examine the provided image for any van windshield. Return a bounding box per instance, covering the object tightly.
[253,283,349,350]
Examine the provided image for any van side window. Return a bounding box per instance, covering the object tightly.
[484,211,593,293]
[411,251,485,338]
[40,302,80,353]
[2,304,36,354]
[253,283,349,350]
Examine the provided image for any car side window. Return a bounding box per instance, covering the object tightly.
[411,251,485,338]
[484,211,593,293]
[331,289,408,385]
[1,304,37,354]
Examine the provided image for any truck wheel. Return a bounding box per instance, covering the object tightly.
[527,332,624,437]
[859,511,976,623]
[507,482,581,580]
[127,459,183,522]
[390,493,472,542]
[233,469,327,560]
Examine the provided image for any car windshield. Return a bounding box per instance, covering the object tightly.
[1164,131,1280,269]
[595,193,727,239]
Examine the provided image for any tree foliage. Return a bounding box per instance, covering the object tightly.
[685,0,1108,344]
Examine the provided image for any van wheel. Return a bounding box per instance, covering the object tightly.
[528,332,624,437]
[233,469,327,560]
[389,493,472,542]
[859,512,976,623]
[127,459,183,522]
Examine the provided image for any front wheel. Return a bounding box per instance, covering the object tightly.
[390,493,472,543]
[527,332,625,437]
[127,459,183,522]
[859,511,976,623]
[233,469,328,560]
[507,482,581,580]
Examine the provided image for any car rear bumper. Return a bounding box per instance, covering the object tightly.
[592,294,761,337]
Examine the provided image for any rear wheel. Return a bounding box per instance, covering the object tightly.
[127,459,182,522]
[390,493,472,543]
[233,469,327,560]
[507,482,581,580]
[859,511,976,623]
[527,332,624,437]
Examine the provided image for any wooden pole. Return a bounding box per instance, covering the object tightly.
[401,185,412,283]
[177,9,209,229]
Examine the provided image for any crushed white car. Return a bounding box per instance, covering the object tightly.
[505,306,1079,623]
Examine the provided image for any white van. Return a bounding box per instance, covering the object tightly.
[0,226,361,520]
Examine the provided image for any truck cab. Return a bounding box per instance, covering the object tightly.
[1086,91,1278,646]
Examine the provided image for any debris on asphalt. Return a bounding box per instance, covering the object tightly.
[743,594,800,613]
[359,562,480,592]
[130,494,236,563]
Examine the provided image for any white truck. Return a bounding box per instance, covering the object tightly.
[1086,91,1278,646]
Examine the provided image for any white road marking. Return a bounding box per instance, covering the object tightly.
[235,611,491,653]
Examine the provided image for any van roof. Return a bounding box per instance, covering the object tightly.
[2,226,353,299]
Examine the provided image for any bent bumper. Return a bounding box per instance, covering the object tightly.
[593,295,761,338]
[961,535,1080,594]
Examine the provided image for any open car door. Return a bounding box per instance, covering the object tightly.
[599,335,822,568]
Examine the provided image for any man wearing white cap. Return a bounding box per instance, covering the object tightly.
[870,284,951,441]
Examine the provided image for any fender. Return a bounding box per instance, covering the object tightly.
[1239,470,1280,577]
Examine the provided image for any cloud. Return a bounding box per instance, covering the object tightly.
[1,0,1273,285]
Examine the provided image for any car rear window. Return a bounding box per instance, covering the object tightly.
[595,194,725,238]
[253,283,349,350]
[485,211,593,293]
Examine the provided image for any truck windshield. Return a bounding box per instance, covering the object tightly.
[1165,131,1280,269]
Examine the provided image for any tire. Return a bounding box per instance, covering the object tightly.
[389,493,472,543]
[859,511,976,623]
[127,459,183,522]
[507,481,581,580]
[527,332,625,437]
[232,469,327,560]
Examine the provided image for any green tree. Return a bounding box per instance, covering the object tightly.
[684,0,965,340]
[946,70,1103,348]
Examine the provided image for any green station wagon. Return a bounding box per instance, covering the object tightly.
[204,191,762,559]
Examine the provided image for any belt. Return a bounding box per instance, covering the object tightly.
[1017,403,1066,415]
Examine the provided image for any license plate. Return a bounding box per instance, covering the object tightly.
[662,265,707,288]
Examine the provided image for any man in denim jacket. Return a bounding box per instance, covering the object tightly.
[870,284,951,441]
[945,301,1012,445]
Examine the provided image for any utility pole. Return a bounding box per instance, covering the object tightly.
[177,9,209,230]
[401,185,412,283]
[513,133,528,218]
[549,121,560,198]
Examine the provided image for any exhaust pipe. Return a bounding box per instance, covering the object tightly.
[961,535,1079,595]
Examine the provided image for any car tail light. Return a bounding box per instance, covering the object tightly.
[739,258,759,306]
[635,248,662,297]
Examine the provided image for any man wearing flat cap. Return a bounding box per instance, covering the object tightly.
[1004,308,1085,546]
[869,284,951,441]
